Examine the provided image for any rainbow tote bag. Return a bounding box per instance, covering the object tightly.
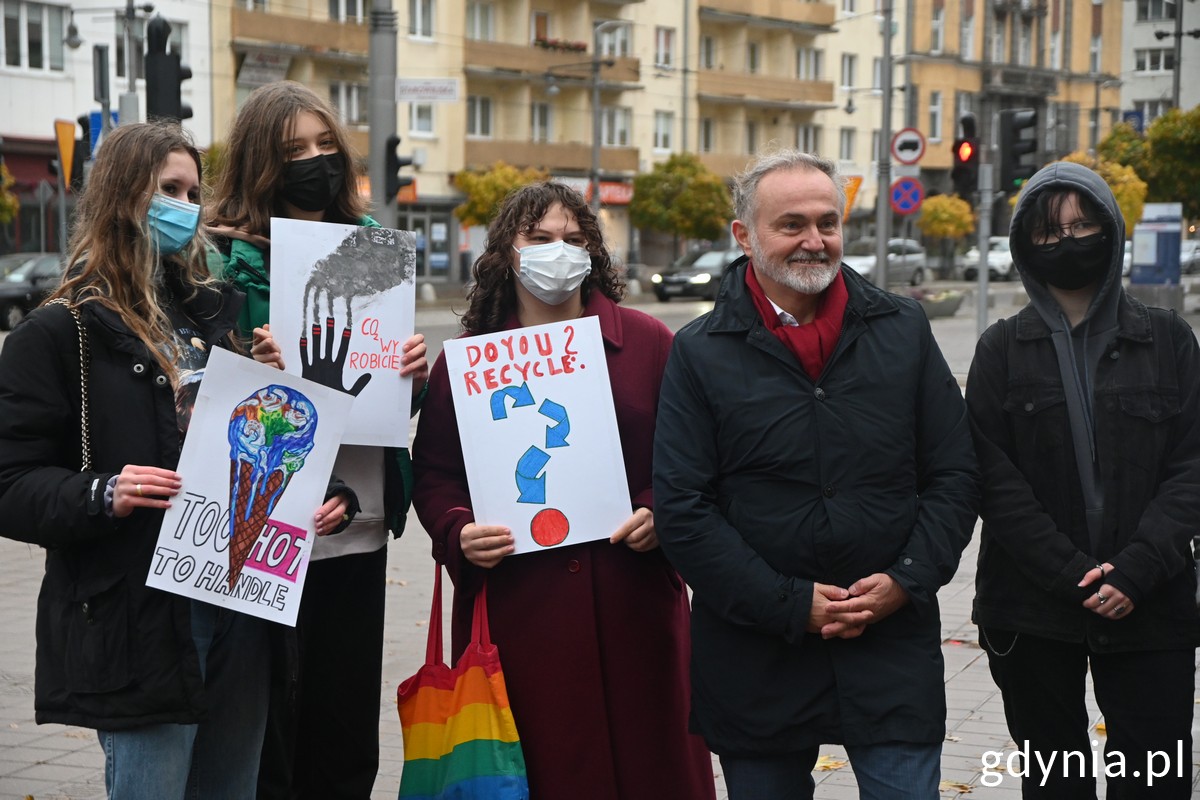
[397,567,528,799]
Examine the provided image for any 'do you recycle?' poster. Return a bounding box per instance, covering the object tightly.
[147,348,352,625]
[442,316,630,555]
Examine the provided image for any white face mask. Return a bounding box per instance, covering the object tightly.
[513,241,593,306]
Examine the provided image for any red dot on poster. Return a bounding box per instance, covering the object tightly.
[530,508,569,547]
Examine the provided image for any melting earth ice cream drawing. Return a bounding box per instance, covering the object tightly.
[226,385,318,588]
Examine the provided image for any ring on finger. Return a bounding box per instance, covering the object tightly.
[136,483,143,497]
[1096,592,1108,604]
[1115,605,1127,615]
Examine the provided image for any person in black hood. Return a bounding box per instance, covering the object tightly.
[967,160,1200,798]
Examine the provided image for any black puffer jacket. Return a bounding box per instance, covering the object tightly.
[0,278,244,729]
[967,161,1200,652]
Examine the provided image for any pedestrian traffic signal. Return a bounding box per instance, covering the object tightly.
[385,134,414,203]
[950,137,979,203]
[999,108,1038,192]
[144,16,192,122]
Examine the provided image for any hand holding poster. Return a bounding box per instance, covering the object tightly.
[269,218,417,446]
[147,348,352,625]
[442,316,630,554]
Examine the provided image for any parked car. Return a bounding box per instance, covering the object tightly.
[1123,241,1133,277]
[0,252,64,330]
[842,238,927,286]
[649,247,743,301]
[962,236,1014,281]
[0,252,41,280]
[1181,240,1200,275]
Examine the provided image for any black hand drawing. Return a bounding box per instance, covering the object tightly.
[299,316,372,397]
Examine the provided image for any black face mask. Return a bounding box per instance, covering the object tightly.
[1024,233,1109,290]
[281,154,344,213]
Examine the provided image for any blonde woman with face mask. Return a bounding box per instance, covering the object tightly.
[411,181,717,799]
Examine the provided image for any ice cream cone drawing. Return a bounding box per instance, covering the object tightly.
[226,385,318,589]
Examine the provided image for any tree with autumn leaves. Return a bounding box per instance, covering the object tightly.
[452,161,549,227]
[1098,105,1199,221]
[0,163,18,226]
[629,153,732,245]
[915,194,975,278]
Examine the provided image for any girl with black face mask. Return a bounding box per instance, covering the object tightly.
[207,81,429,800]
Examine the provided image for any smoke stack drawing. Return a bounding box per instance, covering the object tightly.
[227,385,318,589]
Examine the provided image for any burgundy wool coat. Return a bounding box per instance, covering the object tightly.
[412,292,715,800]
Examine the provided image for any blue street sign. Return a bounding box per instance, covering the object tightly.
[88,109,118,154]
[1122,110,1144,135]
[889,176,924,216]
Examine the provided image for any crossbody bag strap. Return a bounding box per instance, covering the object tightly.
[45,299,91,472]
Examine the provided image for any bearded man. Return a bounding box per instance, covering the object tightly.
[653,150,981,800]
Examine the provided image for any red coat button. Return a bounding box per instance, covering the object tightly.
[567,559,581,573]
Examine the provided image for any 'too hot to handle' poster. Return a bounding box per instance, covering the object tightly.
[147,348,352,625]
[442,316,630,554]
[270,218,417,447]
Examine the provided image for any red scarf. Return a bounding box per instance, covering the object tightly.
[744,263,848,381]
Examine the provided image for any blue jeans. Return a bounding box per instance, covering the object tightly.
[98,601,270,799]
[722,740,941,800]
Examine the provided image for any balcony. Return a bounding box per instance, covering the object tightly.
[464,140,639,174]
[699,0,837,30]
[697,71,834,109]
[231,7,368,59]
[464,40,640,83]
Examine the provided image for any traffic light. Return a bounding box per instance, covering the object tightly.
[950,139,979,204]
[144,16,192,122]
[999,108,1038,192]
[385,134,414,203]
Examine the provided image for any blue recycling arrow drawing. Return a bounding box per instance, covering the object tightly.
[539,399,571,448]
[490,382,535,420]
[515,445,550,503]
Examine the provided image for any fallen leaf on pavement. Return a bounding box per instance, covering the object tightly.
[939,780,974,793]
[814,754,849,771]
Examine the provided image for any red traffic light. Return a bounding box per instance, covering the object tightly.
[955,140,975,164]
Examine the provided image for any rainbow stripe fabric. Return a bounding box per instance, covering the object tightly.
[397,639,528,799]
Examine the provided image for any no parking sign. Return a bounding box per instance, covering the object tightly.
[889,177,924,216]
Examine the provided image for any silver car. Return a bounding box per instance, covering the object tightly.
[842,238,927,286]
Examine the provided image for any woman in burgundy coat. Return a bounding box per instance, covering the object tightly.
[412,182,715,800]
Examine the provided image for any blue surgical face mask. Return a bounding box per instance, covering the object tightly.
[147,194,201,255]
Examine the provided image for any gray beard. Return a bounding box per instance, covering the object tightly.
[750,240,839,296]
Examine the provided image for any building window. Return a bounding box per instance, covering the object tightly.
[1134,48,1174,72]
[1018,19,1032,65]
[1049,31,1060,69]
[531,102,551,143]
[596,21,629,57]
[746,41,760,74]
[115,16,184,80]
[654,111,673,150]
[245,0,268,8]
[796,123,820,153]
[991,25,1005,63]
[746,120,758,155]
[601,106,631,146]
[465,1,492,40]
[872,57,882,90]
[700,117,715,153]
[1089,35,1101,73]
[839,127,856,161]
[1136,0,1175,21]
[530,10,549,43]
[796,46,822,79]
[960,15,974,60]
[841,53,856,88]
[330,82,368,126]
[466,95,492,137]
[329,0,363,23]
[841,0,855,13]
[871,129,881,162]
[408,0,432,38]
[928,90,943,142]
[931,7,944,53]
[654,26,675,68]
[1135,98,1170,122]
[409,102,434,135]
[2,1,66,71]
[700,35,716,69]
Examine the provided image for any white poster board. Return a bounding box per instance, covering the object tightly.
[442,316,630,554]
[147,348,353,625]
[270,218,417,447]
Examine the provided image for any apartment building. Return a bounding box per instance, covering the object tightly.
[1121,0,1199,128]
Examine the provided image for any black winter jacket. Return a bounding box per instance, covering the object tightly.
[0,279,244,729]
[654,259,980,755]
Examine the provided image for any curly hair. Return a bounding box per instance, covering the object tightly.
[208,81,365,236]
[461,181,624,334]
[52,122,213,383]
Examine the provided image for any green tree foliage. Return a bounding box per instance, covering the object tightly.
[1098,105,1200,220]
[629,153,732,243]
[1062,151,1147,236]
[0,163,17,225]
[453,161,548,227]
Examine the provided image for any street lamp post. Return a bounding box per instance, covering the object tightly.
[873,0,894,289]
[590,20,626,214]
[1091,78,1121,151]
[1157,0,1200,109]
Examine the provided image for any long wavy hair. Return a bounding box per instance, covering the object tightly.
[52,122,211,382]
[461,181,624,334]
[208,80,365,236]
